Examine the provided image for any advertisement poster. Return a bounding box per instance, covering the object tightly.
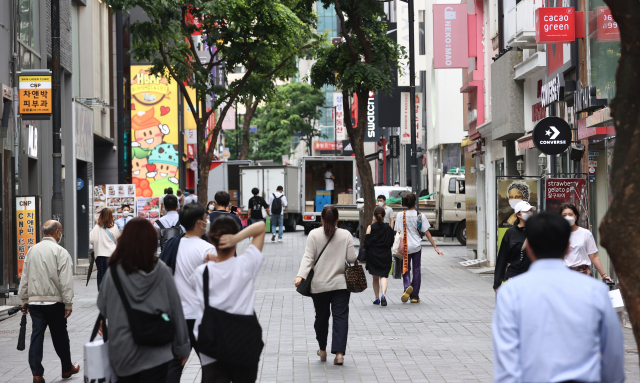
[94,184,136,221]
[545,178,586,213]
[131,66,180,197]
[15,196,40,278]
[333,92,345,141]
[497,178,539,250]
[136,197,161,224]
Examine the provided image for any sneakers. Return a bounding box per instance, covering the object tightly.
[278,239,283,243]
[271,234,276,242]
[381,295,387,306]
[410,298,421,303]
[373,299,380,305]
[401,286,413,303]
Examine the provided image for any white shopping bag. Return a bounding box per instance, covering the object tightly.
[84,316,117,383]
[609,289,625,312]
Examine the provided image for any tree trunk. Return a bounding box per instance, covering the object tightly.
[240,98,259,160]
[599,0,640,361]
[344,90,376,243]
[196,117,214,205]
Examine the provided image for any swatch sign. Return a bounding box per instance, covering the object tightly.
[433,4,468,69]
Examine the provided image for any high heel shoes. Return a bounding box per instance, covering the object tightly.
[317,350,327,362]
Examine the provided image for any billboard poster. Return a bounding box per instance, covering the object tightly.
[136,197,161,224]
[130,66,180,197]
[94,184,137,222]
[497,178,539,250]
[545,178,586,213]
[15,196,40,278]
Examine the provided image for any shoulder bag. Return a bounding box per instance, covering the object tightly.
[296,233,335,297]
[109,264,175,347]
[102,227,116,244]
[345,260,367,293]
[197,266,264,366]
[392,212,406,259]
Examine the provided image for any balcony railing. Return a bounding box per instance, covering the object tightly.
[507,0,542,49]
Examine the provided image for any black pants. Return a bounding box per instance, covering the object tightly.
[28,303,73,376]
[118,361,170,383]
[165,319,197,383]
[311,289,350,354]
[96,256,109,291]
[201,361,258,383]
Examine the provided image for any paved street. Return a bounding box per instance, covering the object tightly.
[0,230,638,382]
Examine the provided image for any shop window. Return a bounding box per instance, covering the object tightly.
[587,0,621,100]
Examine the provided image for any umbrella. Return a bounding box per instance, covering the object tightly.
[86,250,95,286]
[17,312,26,351]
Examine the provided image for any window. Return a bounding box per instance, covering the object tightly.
[17,0,39,70]
[448,178,457,194]
[317,3,338,39]
[319,126,335,142]
[457,179,466,194]
[419,11,425,55]
[587,0,620,100]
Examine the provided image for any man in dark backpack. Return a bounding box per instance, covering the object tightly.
[248,187,269,224]
[268,186,288,242]
[153,194,185,249]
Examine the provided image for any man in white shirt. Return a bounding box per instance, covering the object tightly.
[184,188,198,204]
[377,195,394,228]
[268,186,288,243]
[324,164,336,203]
[154,194,185,248]
[115,204,133,231]
[166,203,216,383]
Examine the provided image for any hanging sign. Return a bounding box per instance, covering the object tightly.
[540,74,564,107]
[535,7,576,44]
[433,4,469,69]
[333,92,346,141]
[596,7,620,42]
[532,116,572,155]
[19,73,52,117]
[364,91,379,142]
[400,92,411,144]
[574,86,607,113]
[390,135,400,158]
[15,196,41,278]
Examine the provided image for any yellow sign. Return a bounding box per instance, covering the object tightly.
[16,196,37,278]
[19,76,52,115]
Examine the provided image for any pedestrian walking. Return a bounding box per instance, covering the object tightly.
[377,195,395,228]
[295,205,357,365]
[154,194,185,249]
[97,217,191,383]
[209,191,242,227]
[248,188,269,224]
[493,201,535,292]
[268,186,288,242]
[492,211,624,383]
[206,201,215,214]
[161,187,179,216]
[18,220,79,382]
[184,188,198,204]
[90,208,121,290]
[363,207,395,306]
[324,165,335,203]
[115,204,133,231]
[165,203,216,383]
[561,203,612,280]
[191,218,266,383]
[176,189,185,211]
[394,193,443,303]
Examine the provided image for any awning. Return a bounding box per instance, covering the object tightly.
[516,133,535,151]
[461,137,473,147]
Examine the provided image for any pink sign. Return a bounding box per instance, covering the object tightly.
[433,4,469,69]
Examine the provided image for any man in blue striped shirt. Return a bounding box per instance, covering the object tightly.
[492,211,624,383]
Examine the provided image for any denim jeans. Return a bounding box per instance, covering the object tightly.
[271,214,284,239]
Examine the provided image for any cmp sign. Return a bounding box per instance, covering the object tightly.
[535,7,576,44]
[533,117,572,155]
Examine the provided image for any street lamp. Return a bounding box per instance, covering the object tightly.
[538,153,548,175]
[320,105,338,156]
[516,158,524,176]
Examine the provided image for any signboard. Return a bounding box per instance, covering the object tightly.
[532,102,546,122]
[400,92,411,144]
[574,86,607,113]
[15,196,40,278]
[314,142,343,151]
[19,74,52,116]
[415,93,423,142]
[433,4,469,69]
[27,125,37,158]
[389,135,400,158]
[533,117,572,155]
[596,7,620,42]
[497,178,539,251]
[93,184,136,222]
[136,197,161,224]
[536,7,576,44]
[540,73,564,107]
[397,2,410,86]
[364,91,379,142]
[185,128,197,144]
[77,178,84,191]
[545,178,586,213]
[333,92,346,141]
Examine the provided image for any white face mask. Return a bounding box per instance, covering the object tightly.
[520,212,531,221]
[123,211,130,217]
[56,230,62,244]
[378,202,384,207]
[208,204,214,210]
[564,216,576,226]
[509,199,523,209]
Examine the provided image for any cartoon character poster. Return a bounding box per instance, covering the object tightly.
[131,66,180,197]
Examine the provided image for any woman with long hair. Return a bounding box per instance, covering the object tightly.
[90,208,121,290]
[97,218,190,382]
[295,205,357,366]
[363,206,395,306]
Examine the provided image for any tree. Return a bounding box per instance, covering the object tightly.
[599,0,640,359]
[105,0,319,203]
[310,0,405,240]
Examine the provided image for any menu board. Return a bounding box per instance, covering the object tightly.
[94,184,137,222]
[136,197,161,224]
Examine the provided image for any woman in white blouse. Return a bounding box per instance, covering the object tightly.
[89,208,121,290]
[561,203,611,281]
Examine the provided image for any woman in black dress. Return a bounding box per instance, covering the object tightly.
[363,206,395,306]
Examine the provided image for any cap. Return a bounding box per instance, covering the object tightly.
[514,201,536,214]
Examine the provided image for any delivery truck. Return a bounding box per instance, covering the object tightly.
[207,160,252,208]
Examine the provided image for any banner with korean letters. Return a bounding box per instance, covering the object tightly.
[400,92,423,144]
[333,92,346,141]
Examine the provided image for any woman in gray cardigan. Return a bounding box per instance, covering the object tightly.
[97,217,191,382]
[295,205,357,366]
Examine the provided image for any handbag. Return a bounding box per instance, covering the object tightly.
[261,207,269,219]
[392,212,406,259]
[296,233,335,297]
[345,260,367,293]
[357,247,367,262]
[109,264,175,347]
[197,266,264,366]
[84,315,116,383]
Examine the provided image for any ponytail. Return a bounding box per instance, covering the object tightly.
[321,205,338,237]
[373,206,385,225]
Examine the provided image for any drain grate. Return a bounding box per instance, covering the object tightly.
[460,259,487,267]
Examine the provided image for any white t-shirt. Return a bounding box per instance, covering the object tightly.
[324,171,334,190]
[383,206,394,225]
[184,194,198,204]
[174,236,216,320]
[394,210,431,254]
[190,244,264,366]
[564,227,598,267]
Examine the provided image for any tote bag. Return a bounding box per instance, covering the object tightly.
[84,315,117,383]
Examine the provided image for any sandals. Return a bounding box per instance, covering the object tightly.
[317,350,327,362]
[381,295,387,306]
[373,299,380,305]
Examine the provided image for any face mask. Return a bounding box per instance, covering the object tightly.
[123,211,130,217]
[378,202,384,207]
[198,221,207,230]
[56,231,62,244]
[509,199,523,209]
[564,216,576,226]
[520,212,531,221]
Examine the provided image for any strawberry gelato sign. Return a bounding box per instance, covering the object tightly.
[535,7,576,44]
[130,66,179,197]
[433,4,468,69]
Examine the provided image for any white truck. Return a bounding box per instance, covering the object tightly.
[207,160,252,206]
[238,165,301,231]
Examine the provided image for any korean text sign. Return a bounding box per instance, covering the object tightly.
[333,92,345,141]
[536,7,576,44]
[16,196,39,278]
[19,76,52,115]
[433,4,468,69]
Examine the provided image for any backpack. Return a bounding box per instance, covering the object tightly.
[156,220,182,249]
[159,234,185,274]
[271,194,283,215]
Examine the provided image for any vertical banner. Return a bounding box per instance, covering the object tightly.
[415,93,423,142]
[333,92,346,141]
[130,66,180,197]
[400,92,411,144]
[15,196,39,278]
[497,178,539,250]
[433,5,469,69]
[397,1,410,86]
[364,91,379,142]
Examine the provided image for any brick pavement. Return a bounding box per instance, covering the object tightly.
[0,231,638,382]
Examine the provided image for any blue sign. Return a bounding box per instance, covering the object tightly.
[589,174,596,183]
[249,125,257,133]
[77,178,84,191]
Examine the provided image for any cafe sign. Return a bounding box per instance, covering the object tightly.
[535,7,576,44]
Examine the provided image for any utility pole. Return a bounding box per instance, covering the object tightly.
[116,12,125,184]
[407,0,418,193]
[51,0,64,229]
